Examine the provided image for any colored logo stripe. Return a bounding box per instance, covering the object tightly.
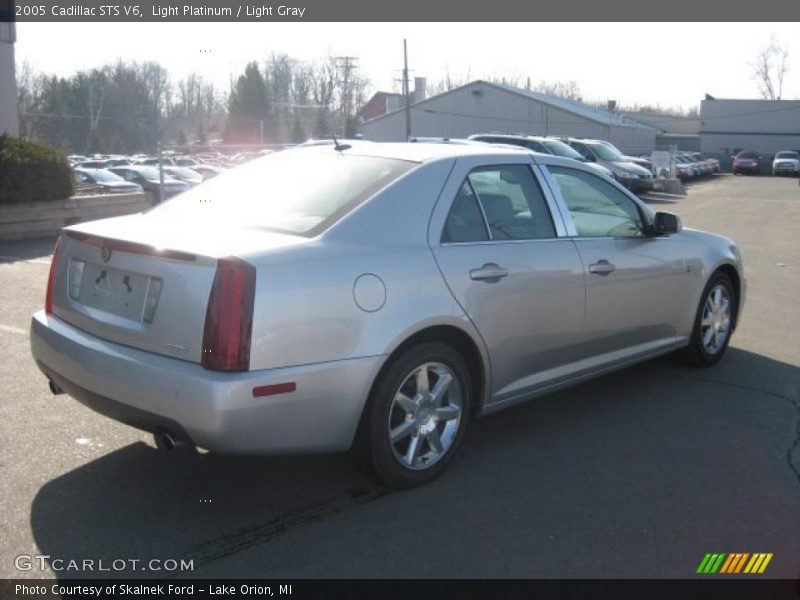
[697,553,773,574]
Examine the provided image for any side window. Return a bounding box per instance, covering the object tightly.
[468,164,555,241]
[442,180,490,243]
[571,142,592,161]
[548,166,645,238]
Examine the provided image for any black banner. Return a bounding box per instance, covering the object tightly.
[4,0,800,22]
[2,579,800,600]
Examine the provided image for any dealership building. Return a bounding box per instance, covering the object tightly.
[359,80,659,154]
[699,97,800,160]
[0,2,17,136]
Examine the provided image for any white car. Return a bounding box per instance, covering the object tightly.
[772,151,800,176]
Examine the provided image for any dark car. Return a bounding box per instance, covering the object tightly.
[108,166,190,200]
[73,168,143,194]
[732,150,761,175]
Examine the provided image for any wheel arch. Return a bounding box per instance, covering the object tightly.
[713,262,742,330]
[366,324,489,425]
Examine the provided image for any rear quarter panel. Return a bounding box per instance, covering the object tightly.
[244,158,489,375]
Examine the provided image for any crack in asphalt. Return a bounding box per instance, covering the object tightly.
[668,372,800,488]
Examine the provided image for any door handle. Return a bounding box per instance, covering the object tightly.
[470,263,508,281]
[588,260,616,275]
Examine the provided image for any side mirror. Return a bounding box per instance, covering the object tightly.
[653,212,682,235]
[584,154,596,162]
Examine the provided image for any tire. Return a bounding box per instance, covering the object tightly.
[355,342,472,488]
[678,271,736,367]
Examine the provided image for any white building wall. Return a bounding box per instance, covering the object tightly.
[700,99,800,157]
[0,22,17,136]
[360,83,656,154]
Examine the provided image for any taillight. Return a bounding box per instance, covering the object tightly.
[201,257,256,372]
[45,237,62,314]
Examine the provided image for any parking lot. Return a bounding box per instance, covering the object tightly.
[0,174,798,579]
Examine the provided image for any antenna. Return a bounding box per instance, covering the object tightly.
[332,134,350,151]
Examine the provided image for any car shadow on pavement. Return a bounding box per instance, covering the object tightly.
[29,347,800,579]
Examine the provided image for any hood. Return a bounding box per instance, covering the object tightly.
[612,161,652,177]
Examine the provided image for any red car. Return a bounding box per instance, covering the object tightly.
[732,150,761,175]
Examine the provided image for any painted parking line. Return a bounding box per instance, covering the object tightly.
[0,324,27,336]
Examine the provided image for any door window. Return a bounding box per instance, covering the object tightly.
[548,166,645,238]
[442,165,556,243]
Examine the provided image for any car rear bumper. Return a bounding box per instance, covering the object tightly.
[30,311,383,454]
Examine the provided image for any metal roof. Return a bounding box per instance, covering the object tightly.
[361,80,658,131]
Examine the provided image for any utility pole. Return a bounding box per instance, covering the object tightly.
[403,39,411,141]
[335,56,358,138]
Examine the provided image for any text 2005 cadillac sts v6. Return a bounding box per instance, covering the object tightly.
[31,142,744,487]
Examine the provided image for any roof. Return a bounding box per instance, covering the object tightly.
[285,140,532,163]
[488,82,658,130]
[361,80,658,131]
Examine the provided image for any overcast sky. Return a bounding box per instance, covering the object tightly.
[15,22,800,110]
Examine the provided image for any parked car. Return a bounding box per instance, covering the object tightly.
[772,151,800,176]
[190,164,224,180]
[78,160,111,169]
[564,138,655,192]
[673,155,695,180]
[732,150,761,175]
[108,165,190,199]
[31,142,744,488]
[73,168,143,194]
[163,166,204,187]
[135,157,176,167]
[468,134,615,180]
[591,139,654,173]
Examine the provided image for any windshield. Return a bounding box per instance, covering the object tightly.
[776,151,799,159]
[86,169,124,182]
[737,151,758,159]
[588,143,625,162]
[541,140,586,161]
[151,151,415,236]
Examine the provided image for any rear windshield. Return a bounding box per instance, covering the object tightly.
[737,151,758,159]
[151,151,416,236]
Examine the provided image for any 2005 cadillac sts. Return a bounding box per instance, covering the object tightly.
[31,142,744,487]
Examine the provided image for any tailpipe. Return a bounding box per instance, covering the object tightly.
[154,429,187,452]
[48,379,64,395]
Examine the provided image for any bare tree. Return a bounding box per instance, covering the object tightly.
[752,36,789,100]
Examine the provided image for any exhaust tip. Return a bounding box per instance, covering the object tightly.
[154,430,178,451]
[48,379,64,395]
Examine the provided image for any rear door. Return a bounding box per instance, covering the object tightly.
[541,164,688,359]
[429,155,586,402]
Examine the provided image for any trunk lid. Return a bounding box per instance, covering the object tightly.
[50,212,303,363]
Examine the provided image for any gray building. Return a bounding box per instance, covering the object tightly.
[700,98,800,160]
[359,80,659,154]
[0,2,17,136]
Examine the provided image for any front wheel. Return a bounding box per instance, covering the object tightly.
[679,272,736,367]
[355,343,472,488]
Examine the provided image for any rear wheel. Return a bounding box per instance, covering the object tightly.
[679,272,736,367]
[356,343,472,488]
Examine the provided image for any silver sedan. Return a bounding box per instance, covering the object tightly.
[30,142,745,487]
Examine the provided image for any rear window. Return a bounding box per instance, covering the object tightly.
[737,151,758,159]
[150,151,415,236]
